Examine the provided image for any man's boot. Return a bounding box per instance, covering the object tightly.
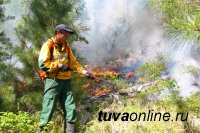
[66,122,75,133]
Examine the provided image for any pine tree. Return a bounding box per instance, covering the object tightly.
[13,0,87,111]
[0,0,14,84]
[148,0,200,43]
[0,0,17,111]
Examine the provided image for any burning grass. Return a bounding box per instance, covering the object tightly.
[77,57,200,133]
[82,79,114,97]
[79,68,120,97]
[93,69,119,77]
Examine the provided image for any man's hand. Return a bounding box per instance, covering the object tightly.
[58,63,68,71]
[85,71,94,79]
[82,70,94,79]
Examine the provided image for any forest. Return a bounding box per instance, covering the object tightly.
[0,0,200,133]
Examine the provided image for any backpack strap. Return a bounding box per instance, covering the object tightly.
[39,39,70,80]
[49,39,70,61]
[49,39,71,64]
[49,39,54,60]
[66,44,70,59]
[65,44,71,70]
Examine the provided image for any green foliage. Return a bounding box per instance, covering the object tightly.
[0,62,16,84]
[13,46,42,91]
[0,85,16,111]
[1,1,200,132]
[0,0,19,112]
[0,110,71,133]
[0,0,10,22]
[0,0,15,85]
[0,111,38,133]
[164,87,200,115]
[159,86,200,132]
[17,0,87,48]
[83,77,200,132]
[17,91,43,111]
[185,94,200,116]
[184,65,199,78]
[138,79,176,100]
[71,73,91,104]
[83,95,189,133]
[107,75,120,80]
[12,0,88,104]
[4,0,88,114]
[148,0,200,43]
[137,57,167,83]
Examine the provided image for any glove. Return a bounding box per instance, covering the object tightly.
[61,64,68,71]
[85,71,94,79]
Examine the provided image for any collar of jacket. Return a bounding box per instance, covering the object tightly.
[51,37,67,52]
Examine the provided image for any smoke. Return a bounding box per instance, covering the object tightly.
[73,0,169,65]
[169,41,200,97]
[3,0,200,97]
[73,0,200,97]
[2,0,26,68]
[3,0,25,44]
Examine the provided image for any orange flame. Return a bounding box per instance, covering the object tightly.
[92,88,109,96]
[83,83,92,89]
[82,82,110,96]
[93,69,119,77]
[81,67,116,96]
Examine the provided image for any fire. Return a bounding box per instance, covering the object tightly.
[83,82,110,96]
[83,83,92,89]
[81,67,116,96]
[83,81,112,96]
[80,65,119,77]
[92,88,109,96]
[79,68,119,80]
[93,69,119,77]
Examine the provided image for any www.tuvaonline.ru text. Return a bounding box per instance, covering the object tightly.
[98,110,188,122]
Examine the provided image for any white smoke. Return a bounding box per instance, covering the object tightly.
[3,0,25,44]
[73,0,169,65]
[2,0,25,68]
[169,41,200,97]
[73,0,200,97]
[4,0,200,97]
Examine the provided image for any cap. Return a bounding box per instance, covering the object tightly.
[55,24,74,34]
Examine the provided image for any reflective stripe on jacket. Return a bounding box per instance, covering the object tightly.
[38,37,83,79]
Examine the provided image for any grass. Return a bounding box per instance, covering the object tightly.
[1,57,200,133]
[82,90,200,132]
[79,57,200,133]
[83,98,187,133]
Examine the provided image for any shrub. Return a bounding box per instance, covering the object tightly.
[0,111,38,133]
[137,57,167,83]
[0,85,16,111]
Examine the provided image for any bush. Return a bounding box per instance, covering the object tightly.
[0,85,16,111]
[17,91,43,112]
[0,111,38,133]
[137,57,167,83]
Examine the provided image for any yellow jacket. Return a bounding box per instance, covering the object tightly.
[38,37,83,79]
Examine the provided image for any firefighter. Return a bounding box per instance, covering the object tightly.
[38,24,93,133]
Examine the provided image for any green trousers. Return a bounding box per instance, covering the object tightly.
[40,78,76,125]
